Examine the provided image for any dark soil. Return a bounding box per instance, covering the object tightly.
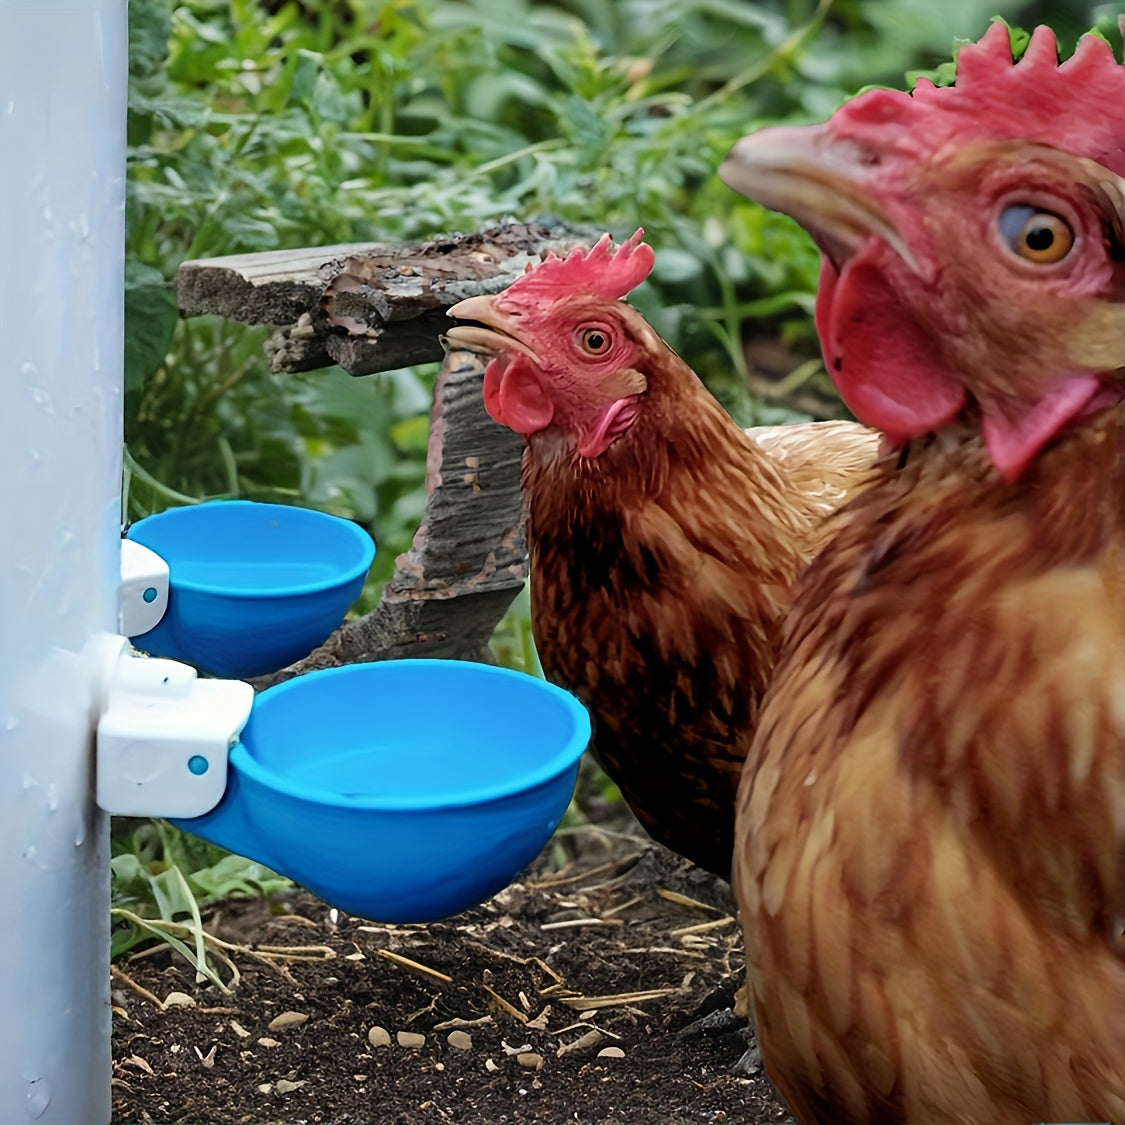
[110,828,793,1124]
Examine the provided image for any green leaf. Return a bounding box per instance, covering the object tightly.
[288,48,322,108]
[650,247,705,284]
[390,414,430,453]
[124,261,178,393]
[187,853,290,900]
[311,69,363,125]
[128,0,172,84]
[559,94,611,155]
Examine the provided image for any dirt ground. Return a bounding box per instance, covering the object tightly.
[110,823,794,1124]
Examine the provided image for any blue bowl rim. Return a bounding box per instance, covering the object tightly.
[233,659,591,812]
[126,500,376,599]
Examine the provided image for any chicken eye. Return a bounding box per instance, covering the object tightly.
[577,326,613,355]
[998,204,1074,265]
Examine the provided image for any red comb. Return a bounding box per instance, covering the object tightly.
[503,229,655,303]
[832,23,1125,176]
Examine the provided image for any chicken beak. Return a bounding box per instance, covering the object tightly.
[444,294,540,361]
[720,124,920,274]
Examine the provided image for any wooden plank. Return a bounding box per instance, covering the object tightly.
[176,218,597,376]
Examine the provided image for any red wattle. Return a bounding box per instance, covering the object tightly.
[494,357,554,435]
[482,357,506,424]
[981,375,1101,483]
[817,255,966,443]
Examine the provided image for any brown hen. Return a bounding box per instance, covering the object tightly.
[445,235,877,876]
[722,22,1125,1123]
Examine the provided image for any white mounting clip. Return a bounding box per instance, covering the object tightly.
[119,538,170,637]
[96,640,254,818]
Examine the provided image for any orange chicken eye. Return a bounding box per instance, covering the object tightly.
[998,204,1074,264]
[577,326,613,355]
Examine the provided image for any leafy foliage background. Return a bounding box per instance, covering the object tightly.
[115,0,1111,938]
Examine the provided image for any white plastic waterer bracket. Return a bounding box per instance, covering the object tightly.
[94,635,254,818]
[119,538,170,637]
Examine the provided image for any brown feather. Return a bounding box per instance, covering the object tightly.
[736,407,1125,1123]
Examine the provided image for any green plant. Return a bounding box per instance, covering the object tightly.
[111,819,292,977]
[128,0,1088,518]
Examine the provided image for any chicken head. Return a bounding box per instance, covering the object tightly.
[720,22,1125,481]
[445,231,667,458]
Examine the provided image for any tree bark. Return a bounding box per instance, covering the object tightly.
[177,218,596,376]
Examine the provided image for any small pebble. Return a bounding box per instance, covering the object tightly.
[598,1046,626,1059]
[485,1058,499,1072]
[230,1020,250,1039]
[162,992,196,1009]
[257,1083,273,1095]
[447,1030,473,1051]
[257,1038,281,1049]
[367,1026,391,1048]
[275,1078,306,1094]
[397,1031,426,1049]
[268,1012,308,1032]
[517,1052,544,1071]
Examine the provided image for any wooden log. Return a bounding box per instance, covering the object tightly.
[249,348,528,690]
[177,218,597,376]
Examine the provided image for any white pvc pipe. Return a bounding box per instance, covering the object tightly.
[0,1,126,1121]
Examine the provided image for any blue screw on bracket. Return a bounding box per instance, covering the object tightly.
[142,587,157,603]
[187,755,209,776]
